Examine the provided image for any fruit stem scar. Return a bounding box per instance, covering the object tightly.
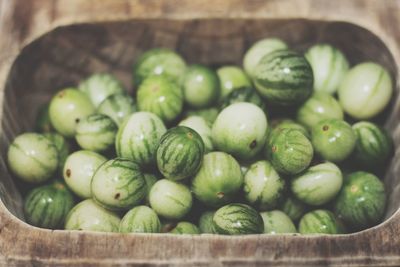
[350,185,358,193]
[66,169,71,177]
[322,125,329,131]
[249,140,257,149]
[217,192,224,198]
[187,132,193,139]
[114,193,121,199]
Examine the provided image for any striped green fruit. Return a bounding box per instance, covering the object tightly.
[334,171,386,230]
[217,66,252,101]
[192,152,243,208]
[97,93,137,126]
[91,158,146,210]
[35,103,53,133]
[299,209,344,234]
[183,64,220,108]
[133,48,187,86]
[243,38,288,78]
[253,50,313,106]
[311,118,356,162]
[43,132,70,174]
[280,195,308,222]
[119,205,161,233]
[49,88,95,137]
[305,44,349,94]
[179,116,214,152]
[352,121,393,168]
[243,160,286,211]
[296,92,344,129]
[260,210,297,234]
[116,111,167,168]
[270,118,310,139]
[338,62,392,119]
[212,102,268,160]
[149,179,192,220]
[170,221,200,235]
[291,162,343,206]
[63,150,107,199]
[8,133,58,183]
[156,126,204,180]
[198,211,216,234]
[75,114,118,153]
[184,107,219,125]
[65,199,120,232]
[220,86,266,111]
[137,75,183,124]
[79,73,124,107]
[24,180,75,229]
[213,203,264,235]
[266,128,313,175]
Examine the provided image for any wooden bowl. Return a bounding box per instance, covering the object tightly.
[1,0,400,266]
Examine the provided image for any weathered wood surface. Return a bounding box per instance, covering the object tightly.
[0,0,400,266]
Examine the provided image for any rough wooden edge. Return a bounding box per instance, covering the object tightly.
[0,0,400,266]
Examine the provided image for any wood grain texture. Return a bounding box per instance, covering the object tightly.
[0,0,400,266]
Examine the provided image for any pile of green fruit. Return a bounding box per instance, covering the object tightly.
[8,38,393,235]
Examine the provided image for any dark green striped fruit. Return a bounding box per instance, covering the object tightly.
[91,158,146,210]
[212,102,268,160]
[291,162,343,206]
[296,92,344,129]
[305,44,349,94]
[253,49,313,106]
[49,88,95,137]
[65,199,120,232]
[213,203,264,235]
[198,211,216,233]
[79,73,124,107]
[179,116,214,152]
[260,210,297,234]
[24,180,75,229]
[221,86,266,111]
[352,121,393,168]
[243,160,286,211]
[149,179,192,220]
[280,195,308,222]
[334,171,386,230]
[119,205,161,233]
[266,128,313,175]
[299,209,344,234]
[43,132,70,174]
[97,93,137,126]
[192,152,243,207]
[311,118,356,162]
[183,64,220,108]
[35,103,53,133]
[137,75,183,123]
[170,222,200,235]
[217,66,252,101]
[243,38,288,78]
[8,133,59,183]
[63,150,107,199]
[133,48,187,86]
[75,114,118,153]
[116,112,166,168]
[157,126,204,180]
[270,118,310,139]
